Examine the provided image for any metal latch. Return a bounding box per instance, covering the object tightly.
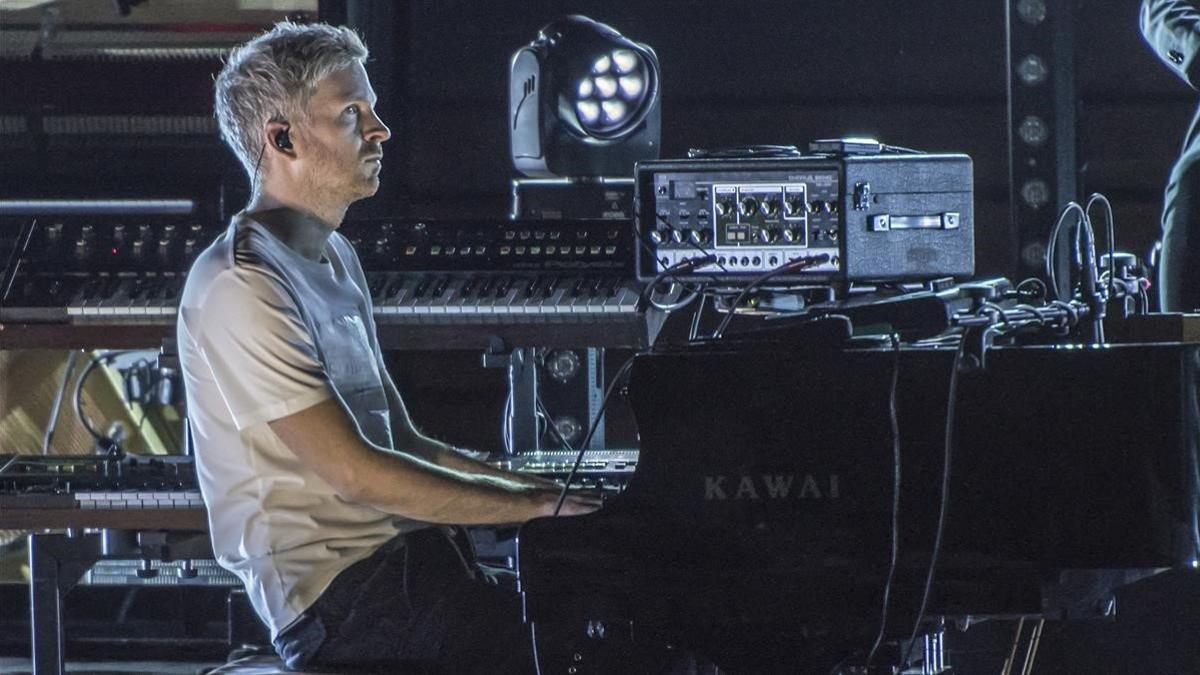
[853,182,871,210]
[870,212,960,232]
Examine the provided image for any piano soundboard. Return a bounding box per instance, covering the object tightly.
[0,216,656,350]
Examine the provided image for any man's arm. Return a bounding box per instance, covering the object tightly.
[376,357,563,490]
[268,396,598,524]
[1142,0,1200,88]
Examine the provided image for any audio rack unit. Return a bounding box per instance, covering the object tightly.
[635,152,974,282]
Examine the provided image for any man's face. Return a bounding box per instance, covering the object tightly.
[294,62,390,205]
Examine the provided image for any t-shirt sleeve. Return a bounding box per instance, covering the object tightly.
[192,266,333,430]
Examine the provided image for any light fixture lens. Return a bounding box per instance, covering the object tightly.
[592,54,611,74]
[618,74,643,99]
[576,100,600,124]
[1016,0,1047,25]
[1017,55,1048,85]
[1018,115,1049,146]
[577,78,594,98]
[1020,241,1046,268]
[1020,178,1050,208]
[601,99,627,123]
[594,75,618,98]
[612,49,638,74]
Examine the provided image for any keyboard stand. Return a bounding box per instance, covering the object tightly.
[1,505,212,675]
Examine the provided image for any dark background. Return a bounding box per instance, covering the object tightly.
[0,0,1193,280]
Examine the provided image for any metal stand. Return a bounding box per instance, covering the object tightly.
[483,345,540,453]
[29,531,100,675]
[27,528,214,674]
[909,621,949,674]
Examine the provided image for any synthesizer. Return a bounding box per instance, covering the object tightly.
[0,453,206,531]
[0,216,656,350]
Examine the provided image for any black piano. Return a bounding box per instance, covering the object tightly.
[517,341,1200,673]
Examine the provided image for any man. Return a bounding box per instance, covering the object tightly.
[178,21,600,672]
[1142,0,1200,312]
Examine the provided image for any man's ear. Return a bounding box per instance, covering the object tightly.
[265,120,295,156]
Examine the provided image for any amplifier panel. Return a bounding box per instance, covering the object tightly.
[635,153,974,282]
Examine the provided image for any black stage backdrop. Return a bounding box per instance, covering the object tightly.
[0,0,1191,279]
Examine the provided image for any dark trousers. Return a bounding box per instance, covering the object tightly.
[273,527,535,674]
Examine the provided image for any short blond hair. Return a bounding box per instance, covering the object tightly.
[214,21,368,179]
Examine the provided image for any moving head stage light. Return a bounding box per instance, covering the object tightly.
[510,15,662,178]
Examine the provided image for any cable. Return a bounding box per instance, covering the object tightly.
[536,397,576,453]
[552,355,637,516]
[1045,202,1085,301]
[688,294,709,342]
[639,254,717,313]
[900,334,967,669]
[530,621,544,675]
[74,352,109,445]
[43,350,80,454]
[711,254,830,339]
[648,285,700,312]
[74,350,133,452]
[866,334,903,668]
[1084,193,1117,300]
[250,142,268,197]
[1015,278,1048,303]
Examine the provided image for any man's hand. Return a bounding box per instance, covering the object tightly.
[539,489,604,518]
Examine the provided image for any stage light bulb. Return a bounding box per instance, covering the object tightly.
[594,75,618,98]
[577,78,594,98]
[576,100,600,124]
[592,54,611,74]
[618,74,643,98]
[612,49,638,74]
[601,99,627,123]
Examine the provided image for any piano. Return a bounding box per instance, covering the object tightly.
[0,216,656,350]
[517,341,1200,673]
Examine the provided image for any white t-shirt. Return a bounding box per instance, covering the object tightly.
[178,214,422,639]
